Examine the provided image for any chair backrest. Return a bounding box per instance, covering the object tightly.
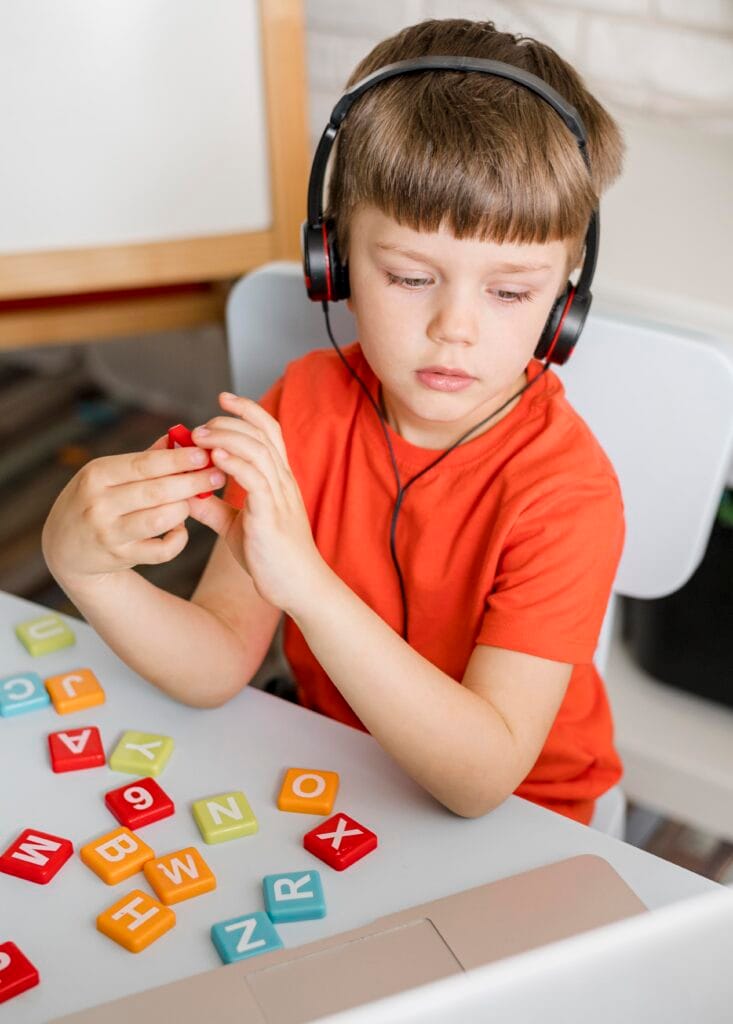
[226,261,733,661]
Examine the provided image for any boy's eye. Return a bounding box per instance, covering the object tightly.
[495,289,532,304]
[385,273,532,305]
[385,272,430,289]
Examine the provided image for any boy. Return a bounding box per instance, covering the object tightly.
[42,19,626,826]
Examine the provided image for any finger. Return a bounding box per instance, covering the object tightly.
[148,435,169,451]
[111,500,192,546]
[107,465,226,517]
[207,451,273,517]
[217,392,289,464]
[186,492,238,538]
[123,523,190,566]
[192,425,286,498]
[89,445,212,488]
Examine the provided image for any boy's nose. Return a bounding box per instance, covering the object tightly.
[427,292,478,346]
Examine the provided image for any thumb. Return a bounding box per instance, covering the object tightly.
[148,434,169,451]
[187,493,238,537]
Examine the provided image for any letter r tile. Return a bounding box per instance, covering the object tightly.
[303,812,378,871]
[277,767,339,815]
[97,889,175,953]
[109,730,174,776]
[80,827,154,885]
[263,870,326,923]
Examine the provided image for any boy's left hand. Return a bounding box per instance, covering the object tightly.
[186,392,328,617]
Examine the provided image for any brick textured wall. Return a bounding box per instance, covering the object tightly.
[305,0,733,145]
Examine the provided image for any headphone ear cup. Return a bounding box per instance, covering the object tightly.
[301,219,350,302]
[534,284,592,365]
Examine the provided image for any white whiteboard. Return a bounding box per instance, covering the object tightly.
[0,0,272,253]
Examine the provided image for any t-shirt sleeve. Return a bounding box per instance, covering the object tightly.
[222,375,284,511]
[476,475,626,664]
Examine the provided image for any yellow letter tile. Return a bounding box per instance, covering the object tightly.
[97,889,175,952]
[80,827,154,884]
[191,791,258,844]
[143,846,216,904]
[277,768,340,815]
[15,614,75,657]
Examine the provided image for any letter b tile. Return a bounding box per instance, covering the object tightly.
[109,730,174,776]
[263,870,326,923]
[80,827,154,884]
[211,911,282,963]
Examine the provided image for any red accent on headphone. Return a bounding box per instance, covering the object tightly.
[544,286,576,363]
[321,223,333,302]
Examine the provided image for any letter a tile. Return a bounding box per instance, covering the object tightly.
[45,668,105,714]
[48,725,105,772]
[80,827,154,885]
[104,777,175,830]
[303,812,377,871]
[211,911,282,964]
[277,768,339,815]
[97,889,175,953]
[0,941,40,1004]
[143,847,216,904]
[192,791,258,844]
[0,828,73,884]
[109,730,174,776]
[0,672,50,717]
[15,614,75,657]
[263,870,326,923]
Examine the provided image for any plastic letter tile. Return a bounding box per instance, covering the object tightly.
[211,911,282,964]
[109,730,174,776]
[97,889,175,953]
[277,768,339,815]
[0,672,50,717]
[105,777,175,829]
[143,846,216,905]
[0,828,73,884]
[167,423,213,497]
[15,614,75,657]
[263,870,326,923]
[45,668,105,714]
[192,791,258,844]
[48,725,105,772]
[80,827,154,885]
[303,812,378,871]
[0,941,40,1004]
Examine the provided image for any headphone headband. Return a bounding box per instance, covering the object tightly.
[302,55,599,364]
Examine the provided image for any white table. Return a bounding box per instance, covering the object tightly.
[0,590,721,1024]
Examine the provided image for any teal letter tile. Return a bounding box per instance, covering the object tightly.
[211,911,282,963]
[0,672,50,717]
[263,870,326,923]
[15,614,75,657]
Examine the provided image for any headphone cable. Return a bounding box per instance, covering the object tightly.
[321,300,551,642]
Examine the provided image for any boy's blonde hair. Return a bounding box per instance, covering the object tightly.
[325,19,625,279]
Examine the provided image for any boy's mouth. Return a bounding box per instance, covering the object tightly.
[416,368,475,392]
[418,365,474,378]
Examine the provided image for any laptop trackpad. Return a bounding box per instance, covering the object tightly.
[246,918,462,1023]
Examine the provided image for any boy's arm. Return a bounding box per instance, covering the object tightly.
[52,540,280,708]
[291,565,572,818]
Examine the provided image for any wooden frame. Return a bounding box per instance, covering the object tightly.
[0,0,309,349]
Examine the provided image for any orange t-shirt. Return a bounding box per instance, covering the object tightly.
[224,341,625,827]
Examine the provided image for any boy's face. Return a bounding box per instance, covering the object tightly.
[346,204,573,449]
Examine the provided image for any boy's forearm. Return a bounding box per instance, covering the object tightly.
[290,567,522,818]
[52,569,252,707]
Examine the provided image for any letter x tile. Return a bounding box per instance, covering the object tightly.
[303,812,377,871]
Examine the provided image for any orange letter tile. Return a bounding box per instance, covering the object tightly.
[45,669,105,715]
[80,827,154,884]
[97,889,175,952]
[143,846,216,905]
[277,768,340,815]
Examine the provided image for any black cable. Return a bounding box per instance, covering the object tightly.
[321,300,552,642]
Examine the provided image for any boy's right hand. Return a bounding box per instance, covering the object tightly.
[41,436,226,586]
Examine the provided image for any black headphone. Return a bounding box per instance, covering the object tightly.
[299,56,600,643]
[302,55,598,365]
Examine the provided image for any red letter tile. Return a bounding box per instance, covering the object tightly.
[0,942,40,1004]
[303,812,377,871]
[48,725,105,772]
[0,828,73,884]
[167,423,213,497]
[105,777,175,829]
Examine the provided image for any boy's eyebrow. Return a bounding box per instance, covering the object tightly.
[376,242,551,273]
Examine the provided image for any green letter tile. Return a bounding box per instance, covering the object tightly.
[15,614,75,657]
[109,731,174,776]
[192,791,258,844]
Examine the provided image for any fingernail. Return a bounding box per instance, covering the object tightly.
[221,391,235,400]
[190,449,207,465]
[193,426,209,437]
[210,470,226,486]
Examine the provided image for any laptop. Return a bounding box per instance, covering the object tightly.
[53,854,647,1023]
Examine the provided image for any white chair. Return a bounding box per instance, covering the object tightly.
[226,261,733,840]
